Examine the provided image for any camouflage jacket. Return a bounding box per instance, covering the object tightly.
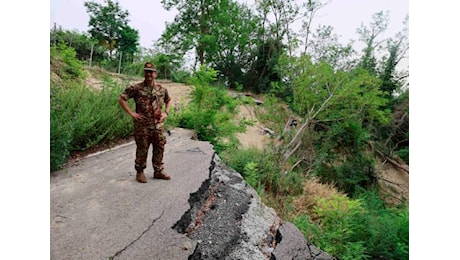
[120,81,171,130]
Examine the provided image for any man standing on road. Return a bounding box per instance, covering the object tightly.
[118,62,172,183]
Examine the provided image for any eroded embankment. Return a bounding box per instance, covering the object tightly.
[173,154,333,260]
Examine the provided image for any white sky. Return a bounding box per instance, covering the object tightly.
[50,0,408,49]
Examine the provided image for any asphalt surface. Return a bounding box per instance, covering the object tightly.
[50,128,214,260]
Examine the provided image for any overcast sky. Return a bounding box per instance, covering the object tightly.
[50,0,408,49]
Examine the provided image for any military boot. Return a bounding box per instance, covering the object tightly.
[136,172,147,183]
[153,171,171,180]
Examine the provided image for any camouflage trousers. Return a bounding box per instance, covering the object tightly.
[134,127,166,173]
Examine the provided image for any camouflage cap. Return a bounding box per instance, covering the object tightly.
[144,62,157,72]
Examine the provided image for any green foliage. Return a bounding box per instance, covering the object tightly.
[117,61,145,76]
[189,65,218,87]
[117,26,140,62]
[357,11,389,74]
[50,49,133,171]
[294,189,409,260]
[395,148,409,164]
[171,70,192,83]
[257,94,290,133]
[375,89,409,162]
[293,195,368,260]
[245,38,284,94]
[51,44,86,80]
[173,66,246,153]
[50,85,75,171]
[50,27,100,62]
[220,148,262,175]
[289,56,390,125]
[152,53,175,80]
[50,80,133,171]
[160,0,261,88]
[275,55,390,195]
[334,155,375,196]
[220,146,303,195]
[84,0,138,59]
[292,214,321,241]
[312,195,367,259]
[308,24,357,71]
[226,148,282,192]
[312,120,377,196]
[351,190,409,260]
[244,161,259,189]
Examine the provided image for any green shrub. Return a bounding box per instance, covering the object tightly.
[312,195,368,259]
[220,146,303,195]
[173,66,247,153]
[50,44,86,80]
[172,70,191,83]
[50,79,133,171]
[313,120,376,197]
[293,189,408,260]
[50,85,75,171]
[293,214,321,243]
[293,203,368,260]
[396,147,409,164]
[351,190,409,260]
[244,161,259,188]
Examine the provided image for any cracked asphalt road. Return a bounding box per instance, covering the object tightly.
[50,128,214,260]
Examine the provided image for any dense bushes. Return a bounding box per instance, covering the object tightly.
[50,46,133,171]
[293,190,409,260]
[172,66,250,153]
[50,81,133,171]
[221,143,409,260]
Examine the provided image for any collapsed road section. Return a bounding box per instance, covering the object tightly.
[173,154,333,260]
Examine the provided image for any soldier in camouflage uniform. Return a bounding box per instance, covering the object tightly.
[118,62,172,183]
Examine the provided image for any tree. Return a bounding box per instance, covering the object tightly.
[118,26,140,63]
[160,0,220,66]
[378,15,409,97]
[160,0,260,86]
[255,0,300,56]
[210,1,260,87]
[356,11,390,74]
[354,12,409,163]
[50,26,109,66]
[298,0,328,55]
[84,0,138,59]
[276,54,390,195]
[308,25,357,71]
[245,38,285,94]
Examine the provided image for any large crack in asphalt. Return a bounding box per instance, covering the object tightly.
[172,154,254,259]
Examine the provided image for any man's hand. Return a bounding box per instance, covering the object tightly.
[159,112,168,122]
[131,112,146,121]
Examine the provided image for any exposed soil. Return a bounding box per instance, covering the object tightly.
[235,104,271,150]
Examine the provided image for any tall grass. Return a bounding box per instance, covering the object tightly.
[50,76,133,171]
[291,188,409,260]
